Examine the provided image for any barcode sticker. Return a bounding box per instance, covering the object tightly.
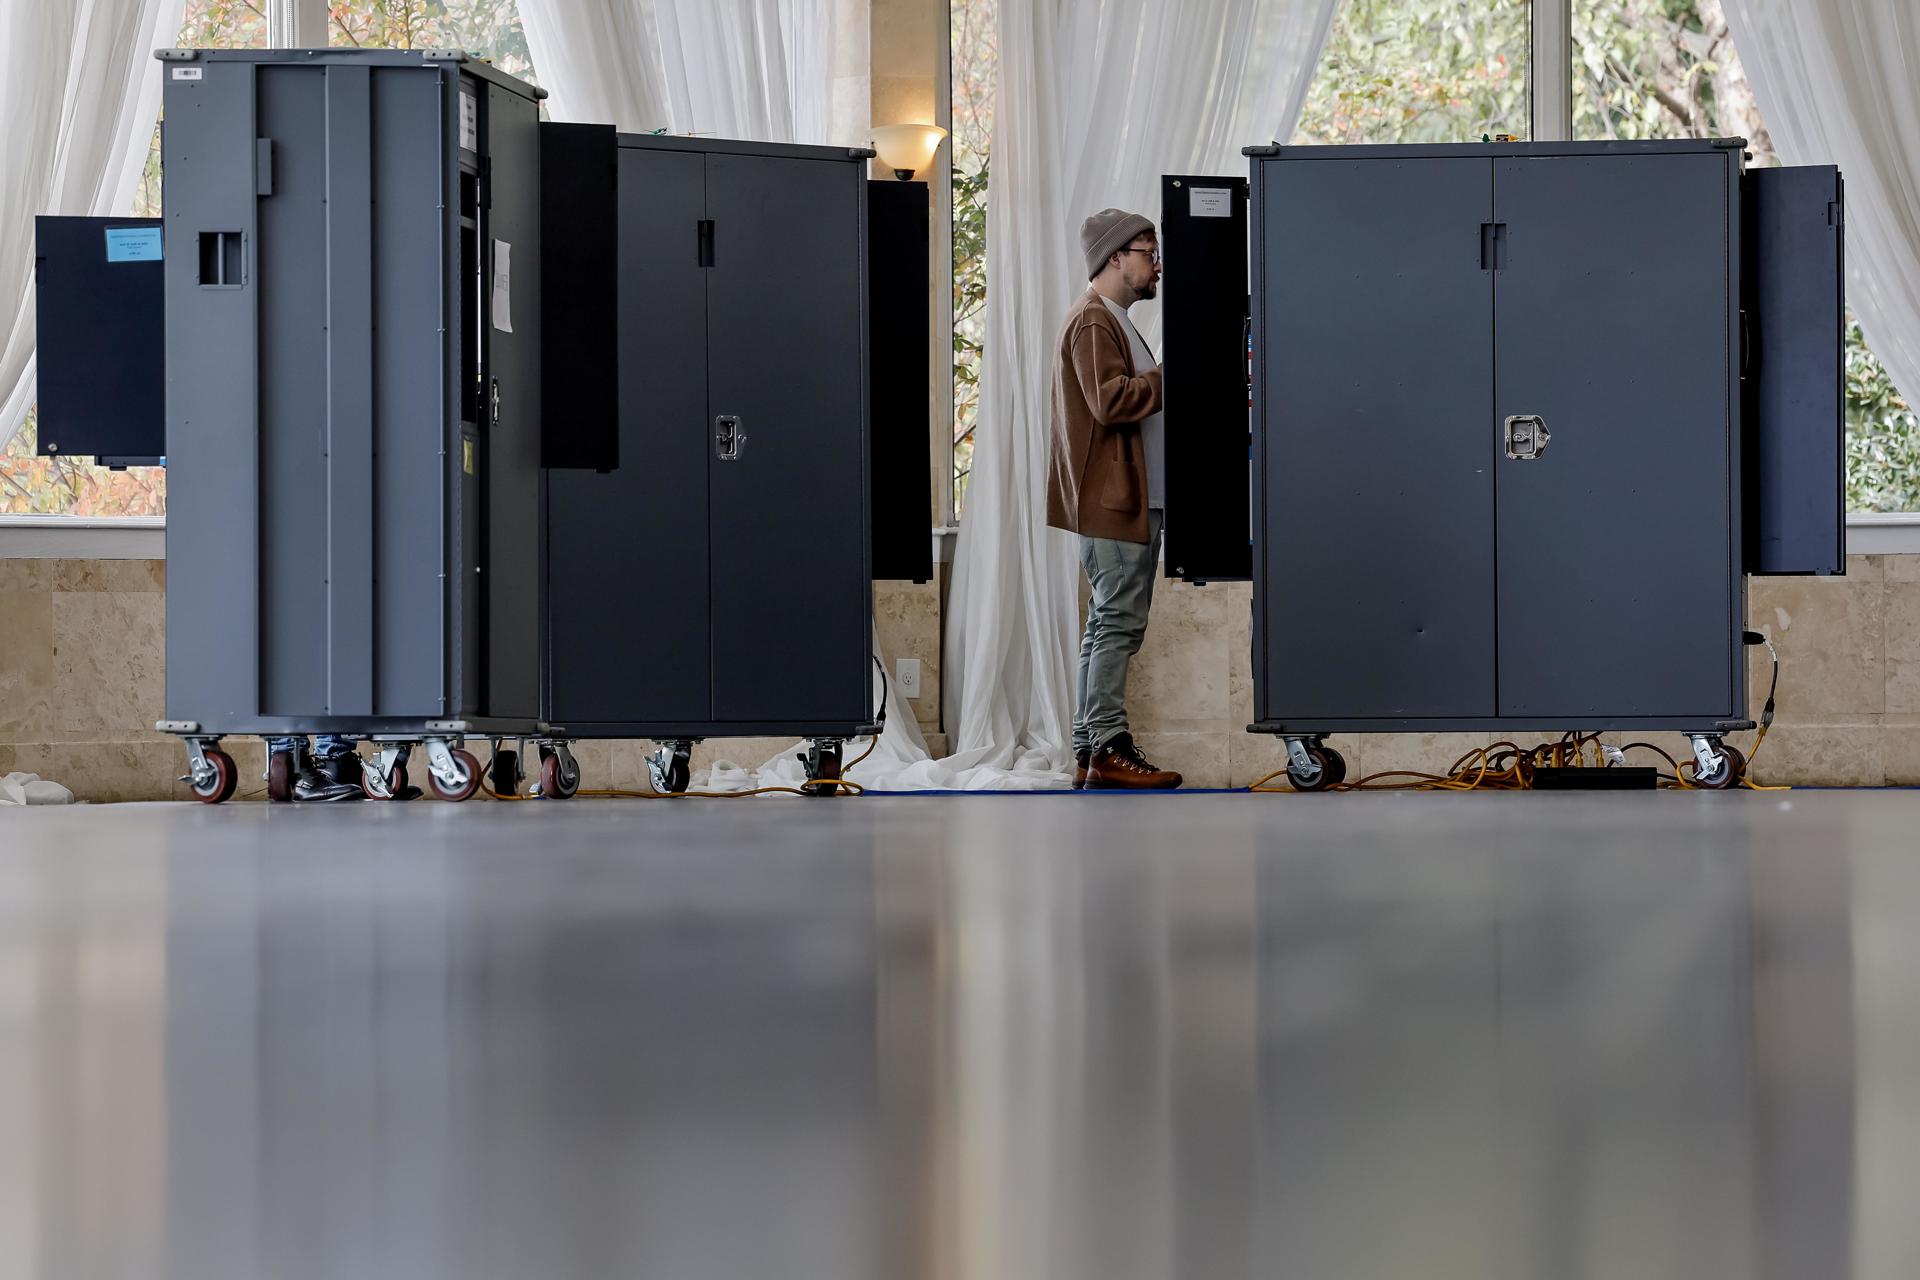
[172,66,203,81]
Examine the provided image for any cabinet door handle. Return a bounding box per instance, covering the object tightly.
[715,415,745,461]
[1503,414,1550,461]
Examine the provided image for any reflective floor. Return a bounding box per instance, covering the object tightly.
[2,792,1918,1278]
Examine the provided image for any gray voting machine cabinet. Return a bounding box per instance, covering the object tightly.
[536,131,882,797]
[150,48,546,802]
[1162,140,1845,790]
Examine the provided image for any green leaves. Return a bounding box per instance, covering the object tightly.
[1844,312,1920,513]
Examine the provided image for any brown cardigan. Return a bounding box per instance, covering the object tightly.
[1044,289,1164,543]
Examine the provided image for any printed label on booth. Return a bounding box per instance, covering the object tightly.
[104,227,163,262]
[1190,188,1233,218]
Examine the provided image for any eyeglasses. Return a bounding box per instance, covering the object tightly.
[1117,246,1162,264]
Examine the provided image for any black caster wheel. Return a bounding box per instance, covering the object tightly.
[1286,745,1337,793]
[1694,744,1746,791]
[267,750,294,803]
[489,748,521,798]
[802,743,844,797]
[1322,746,1348,787]
[540,749,581,800]
[192,749,239,805]
[664,756,690,795]
[363,762,409,801]
[430,748,483,803]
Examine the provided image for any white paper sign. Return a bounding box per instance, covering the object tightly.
[1190,187,1233,218]
[460,88,478,152]
[171,66,203,81]
[491,240,513,333]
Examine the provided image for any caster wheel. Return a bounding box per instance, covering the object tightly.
[267,750,294,803]
[665,756,691,795]
[363,762,409,801]
[430,748,483,803]
[541,751,580,800]
[1322,747,1348,788]
[1694,744,1746,791]
[1286,745,1337,793]
[192,749,239,805]
[802,744,844,798]
[489,749,520,798]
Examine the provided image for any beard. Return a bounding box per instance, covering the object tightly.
[1133,278,1159,301]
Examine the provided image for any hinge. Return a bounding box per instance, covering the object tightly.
[697,219,715,268]
[1829,200,1843,227]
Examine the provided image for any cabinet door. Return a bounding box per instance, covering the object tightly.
[1161,174,1252,583]
[1256,157,1497,720]
[705,153,871,726]
[1493,153,1738,719]
[546,144,712,725]
[1745,164,1845,576]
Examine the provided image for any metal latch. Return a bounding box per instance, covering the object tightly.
[715,415,745,461]
[489,378,501,426]
[1504,414,1550,461]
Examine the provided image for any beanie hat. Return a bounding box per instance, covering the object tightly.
[1081,208,1155,280]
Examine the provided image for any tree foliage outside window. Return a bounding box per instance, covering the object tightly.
[1572,0,1915,512]
[950,0,994,518]
[4,0,537,517]
[1293,0,1531,145]
[328,0,536,83]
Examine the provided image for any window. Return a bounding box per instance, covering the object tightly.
[949,0,994,519]
[1,0,537,519]
[0,0,268,517]
[1293,0,1532,145]
[1573,0,1917,513]
[328,0,536,84]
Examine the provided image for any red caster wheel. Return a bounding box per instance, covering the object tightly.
[429,748,483,803]
[192,749,239,805]
[1693,744,1746,791]
[801,742,844,797]
[1286,745,1338,793]
[363,761,409,800]
[540,749,580,800]
[267,750,294,803]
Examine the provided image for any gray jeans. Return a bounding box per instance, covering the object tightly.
[1074,510,1163,755]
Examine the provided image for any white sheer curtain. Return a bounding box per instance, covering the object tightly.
[1724,0,1920,415]
[938,0,1337,786]
[0,0,185,450]
[520,0,833,141]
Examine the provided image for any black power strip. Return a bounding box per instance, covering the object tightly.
[1531,766,1660,791]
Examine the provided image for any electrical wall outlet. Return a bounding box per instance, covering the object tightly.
[895,658,922,699]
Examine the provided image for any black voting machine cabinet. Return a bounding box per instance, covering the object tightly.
[35,53,931,803]
[537,128,928,796]
[1161,140,1846,791]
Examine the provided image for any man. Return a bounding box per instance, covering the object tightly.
[1045,208,1182,790]
[267,736,365,802]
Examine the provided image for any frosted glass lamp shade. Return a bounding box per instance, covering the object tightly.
[871,123,947,180]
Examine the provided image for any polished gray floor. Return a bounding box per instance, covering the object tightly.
[2,792,1918,1279]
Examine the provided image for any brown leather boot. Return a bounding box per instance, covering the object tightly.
[1073,749,1090,790]
[1085,734,1182,790]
